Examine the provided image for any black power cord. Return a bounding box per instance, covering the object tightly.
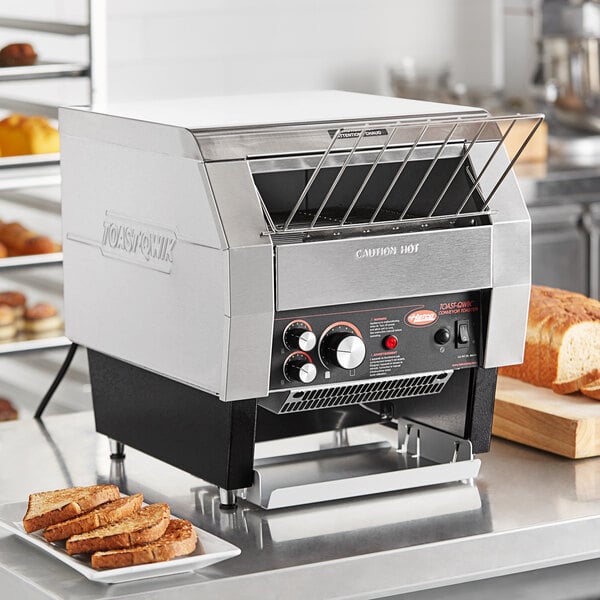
[34,342,79,420]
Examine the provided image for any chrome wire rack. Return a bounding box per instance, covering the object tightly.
[252,113,543,236]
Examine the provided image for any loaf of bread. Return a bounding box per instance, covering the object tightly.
[499,286,600,395]
[0,114,59,156]
[0,221,57,256]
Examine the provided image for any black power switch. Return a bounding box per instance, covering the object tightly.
[456,321,470,347]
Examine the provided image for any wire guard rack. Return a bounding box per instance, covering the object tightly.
[253,113,544,236]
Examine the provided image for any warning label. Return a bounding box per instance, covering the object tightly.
[369,352,405,377]
[369,317,402,338]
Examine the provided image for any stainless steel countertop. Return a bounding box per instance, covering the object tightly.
[2,411,600,599]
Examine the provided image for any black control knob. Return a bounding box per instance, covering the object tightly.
[284,354,317,384]
[434,327,451,345]
[285,327,317,352]
[324,333,366,370]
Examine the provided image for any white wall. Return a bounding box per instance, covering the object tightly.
[0,0,488,105]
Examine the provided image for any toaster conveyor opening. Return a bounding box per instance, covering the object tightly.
[253,157,485,232]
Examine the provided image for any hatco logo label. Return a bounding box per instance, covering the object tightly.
[355,243,419,259]
[405,309,438,327]
[101,213,177,274]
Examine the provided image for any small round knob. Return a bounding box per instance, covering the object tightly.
[434,327,451,345]
[285,355,317,384]
[285,328,317,352]
[325,333,366,370]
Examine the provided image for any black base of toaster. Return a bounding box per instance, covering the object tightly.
[87,349,497,492]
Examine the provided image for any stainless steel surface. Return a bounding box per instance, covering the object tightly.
[0,253,62,269]
[0,61,89,82]
[0,17,89,35]
[275,228,492,311]
[240,419,479,509]
[0,335,69,355]
[3,412,600,599]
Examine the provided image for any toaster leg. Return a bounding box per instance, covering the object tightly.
[109,439,125,459]
[219,488,237,509]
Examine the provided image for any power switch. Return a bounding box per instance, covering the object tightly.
[456,321,470,347]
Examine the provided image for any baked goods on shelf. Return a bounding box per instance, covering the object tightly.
[24,303,63,334]
[0,220,59,256]
[91,519,198,569]
[0,114,59,156]
[22,486,199,569]
[0,305,17,340]
[23,485,120,534]
[0,242,6,258]
[499,285,600,396]
[0,397,18,421]
[0,43,37,67]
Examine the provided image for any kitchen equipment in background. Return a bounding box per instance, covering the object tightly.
[60,91,541,509]
[540,0,600,132]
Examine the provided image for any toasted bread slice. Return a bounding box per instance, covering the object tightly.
[44,494,143,542]
[91,519,199,569]
[66,503,170,555]
[23,485,120,533]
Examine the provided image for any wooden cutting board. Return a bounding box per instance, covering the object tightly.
[493,375,600,459]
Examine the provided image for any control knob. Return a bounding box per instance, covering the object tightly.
[285,327,317,352]
[323,333,366,370]
[284,353,317,384]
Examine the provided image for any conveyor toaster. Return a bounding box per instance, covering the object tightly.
[60,91,542,509]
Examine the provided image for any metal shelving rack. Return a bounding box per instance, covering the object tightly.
[0,1,105,357]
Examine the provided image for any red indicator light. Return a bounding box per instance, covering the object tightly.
[383,335,398,350]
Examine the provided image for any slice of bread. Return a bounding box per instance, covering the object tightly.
[551,369,600,395]
[581,379,600,400]
[23,485,120,533]
[44,494,143,542]
[66,503,170,555]
[91,519,199,569]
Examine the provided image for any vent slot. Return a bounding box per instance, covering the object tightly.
[261,371,453,414]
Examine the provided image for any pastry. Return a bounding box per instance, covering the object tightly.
[0,43,37,67]
[0,221,56,255]
[0,291,27,321]
[0,114,60,156]
[0,398,18,421]
[0,305,17,340]
[23,303,63,333]
[0,242,6,258]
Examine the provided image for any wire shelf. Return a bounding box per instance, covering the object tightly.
[252,113,543,236]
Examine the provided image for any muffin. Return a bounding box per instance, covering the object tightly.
[0,305,17,340]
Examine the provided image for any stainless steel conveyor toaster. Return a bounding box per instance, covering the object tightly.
[60,91,542,509]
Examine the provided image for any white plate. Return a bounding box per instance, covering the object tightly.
[0,501,241,584]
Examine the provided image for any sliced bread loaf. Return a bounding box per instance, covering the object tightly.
[66,503,170,555]
[44,494,143,542]
[499,286,600,394]
[91,519,199,569]
[23,485,120,533]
